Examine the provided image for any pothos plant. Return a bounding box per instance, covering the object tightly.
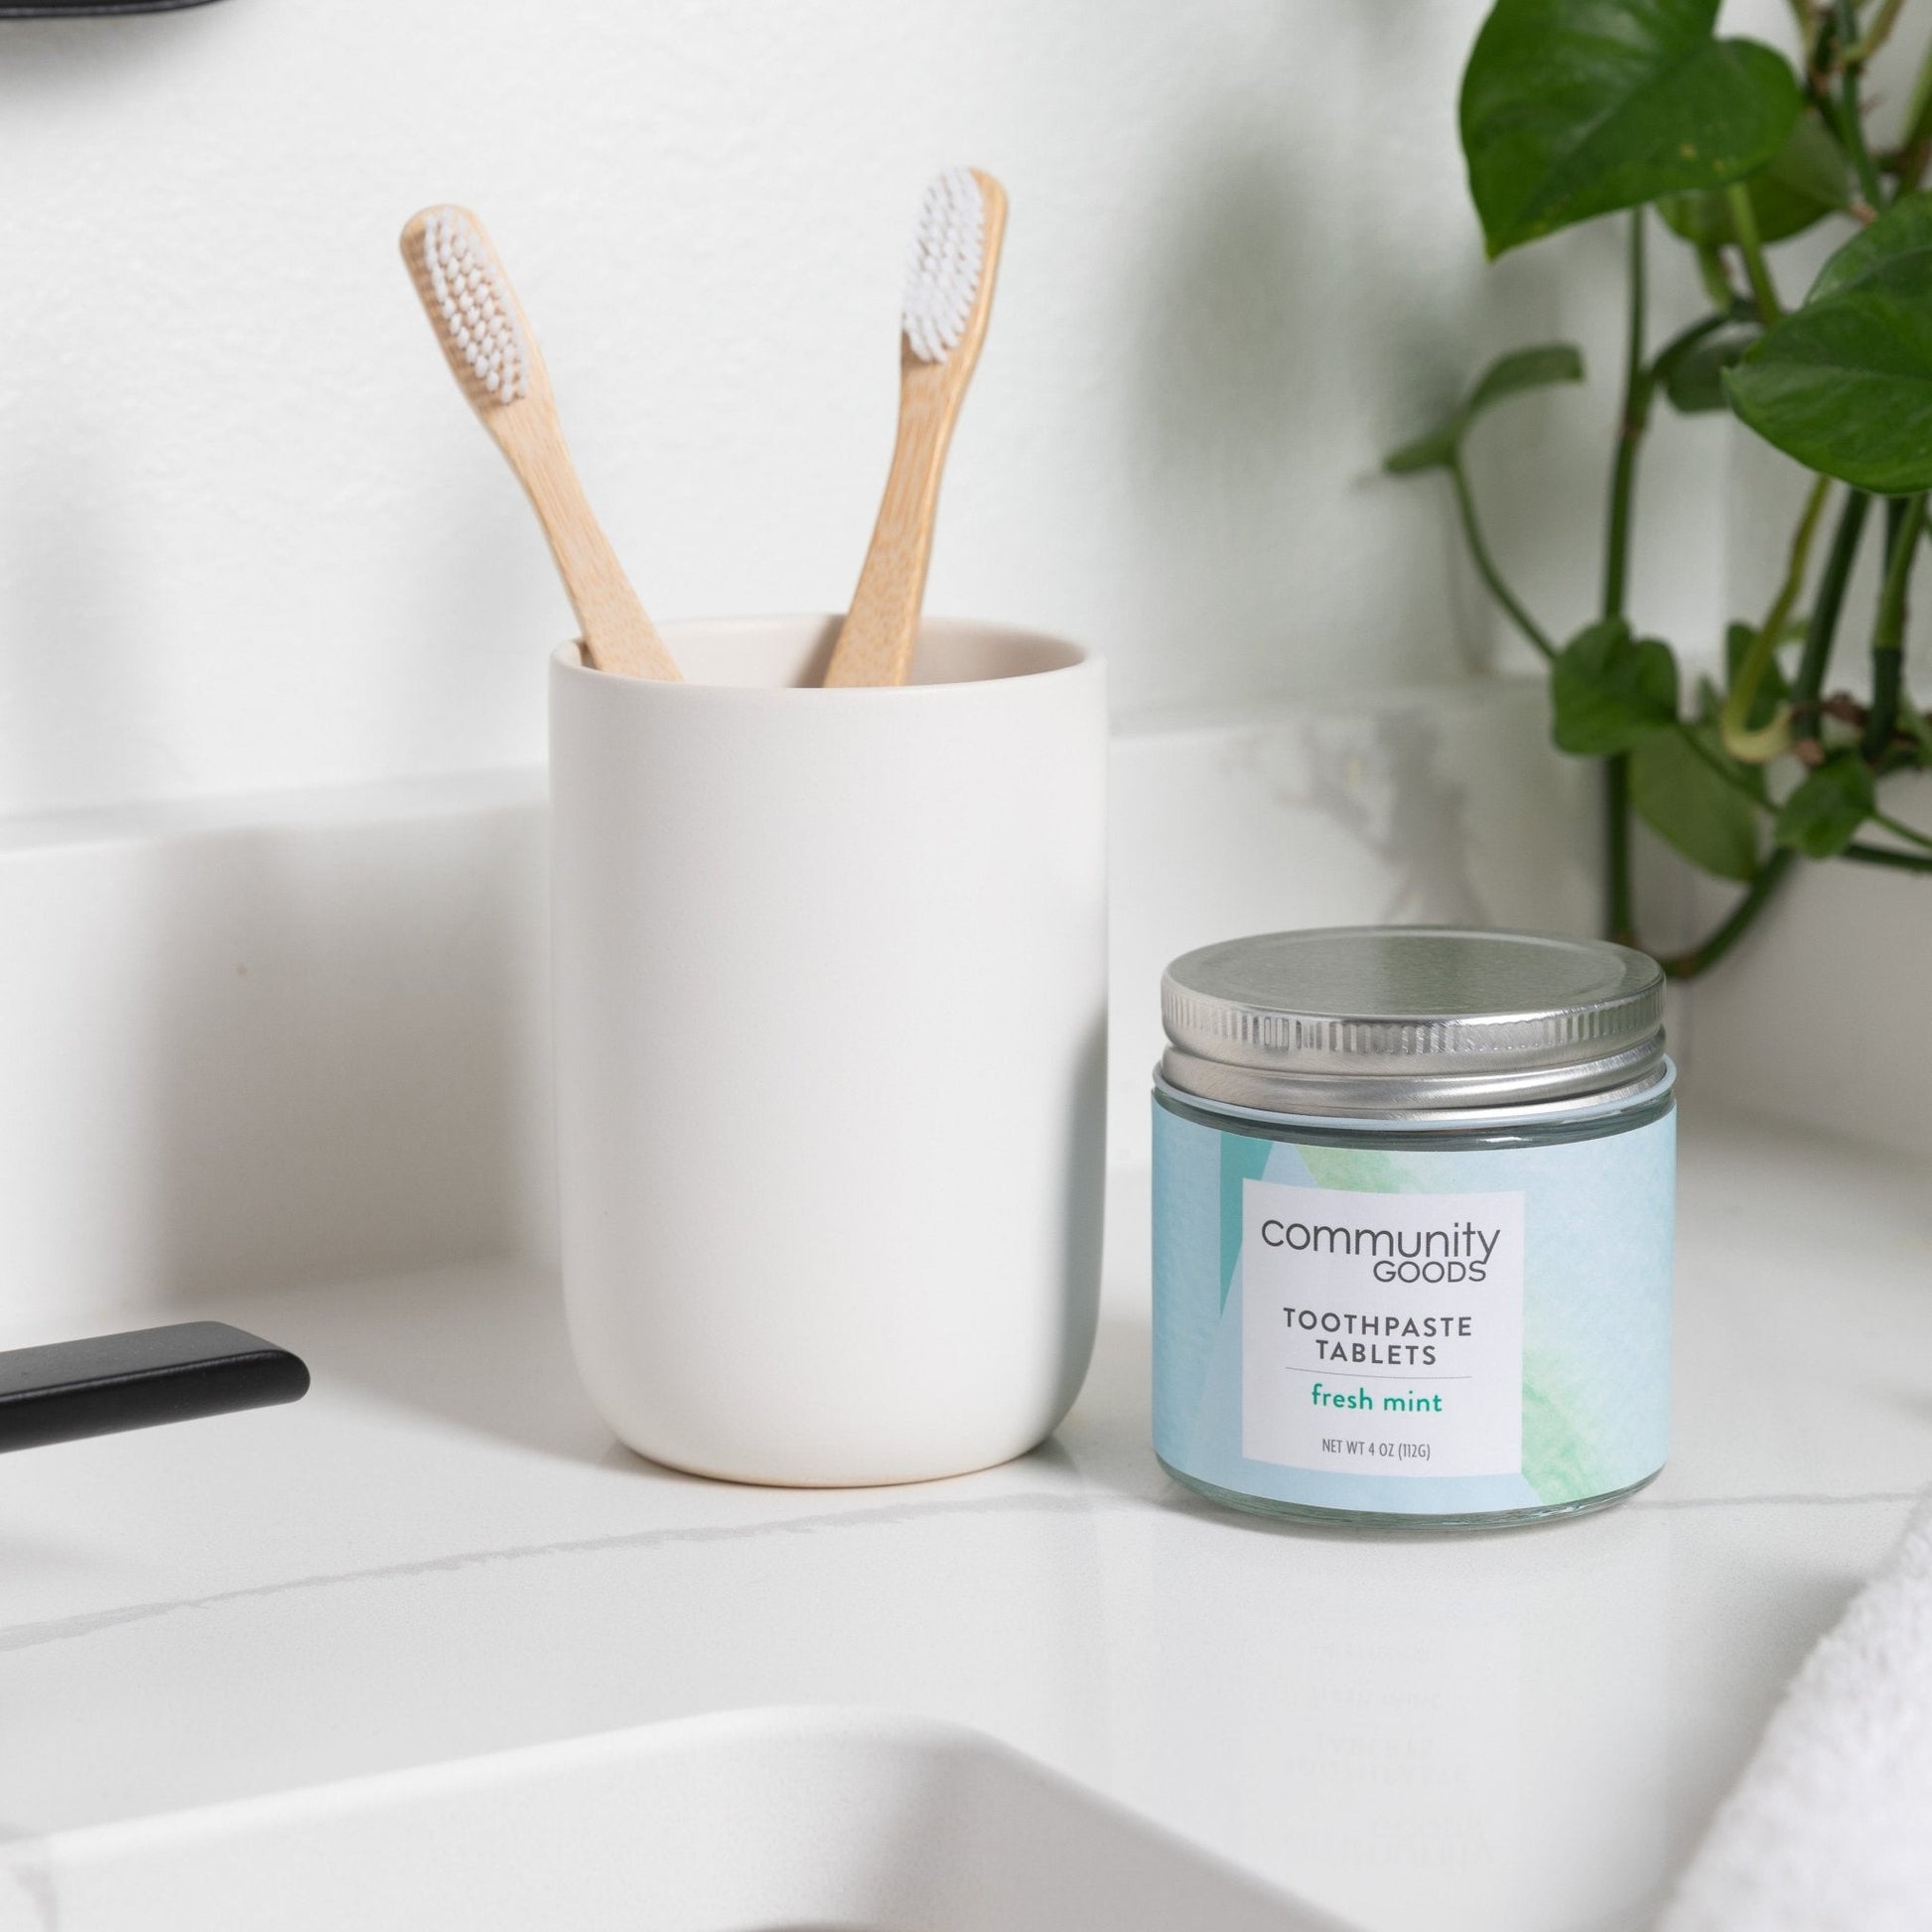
[1389,0,1932,977]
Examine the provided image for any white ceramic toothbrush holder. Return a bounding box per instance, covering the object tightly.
[549,615,1108,1487]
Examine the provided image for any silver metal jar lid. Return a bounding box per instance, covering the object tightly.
[1161,926,1666,1118]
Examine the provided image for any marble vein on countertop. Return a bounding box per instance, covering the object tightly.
[7,1467,1921,1658]
[0,1488,1152,1654]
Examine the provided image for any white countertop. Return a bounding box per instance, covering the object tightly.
[5,1106,1929,1932]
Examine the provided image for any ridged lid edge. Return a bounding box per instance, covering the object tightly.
[1161,927,1664,1081]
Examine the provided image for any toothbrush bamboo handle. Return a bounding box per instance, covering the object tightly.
[495,407,683,682]
[823,358,961,688]
[825,170,1006,689]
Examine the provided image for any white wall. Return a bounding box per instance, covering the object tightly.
[7,0,1920,1320]
[0,0,1609,821]
[0,0,1627,1319]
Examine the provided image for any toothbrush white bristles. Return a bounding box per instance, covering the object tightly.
[421,207,529,404]
[399,203,681,681]
[823,167,1007,688]
[901,168,987,363]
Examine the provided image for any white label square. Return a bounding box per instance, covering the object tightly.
[1240,1179,1524,1479]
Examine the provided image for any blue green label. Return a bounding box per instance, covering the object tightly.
[1152,1097,1673,1516]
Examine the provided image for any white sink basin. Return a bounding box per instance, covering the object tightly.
[1,1708,1341,1931]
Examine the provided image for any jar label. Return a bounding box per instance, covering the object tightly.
[1240,1179,1524,1480]
[1153,1096,1673,1518]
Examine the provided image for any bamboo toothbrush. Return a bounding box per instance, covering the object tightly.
[400,206,681,681]
[822,168,1007,688]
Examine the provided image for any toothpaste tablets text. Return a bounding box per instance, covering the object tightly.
[1152,927,1674,1530]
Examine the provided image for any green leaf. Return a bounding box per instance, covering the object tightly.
[1384,345,1586,474]
[1460,0,1803,258]
[1808,196,1932,303]
[1725,193,1932,492]
[1631,724,1761,880]
[1655,111,1850,247]
[1773,751,1874,856]
[1660,323,1760,412]
[1552,619,1681,755]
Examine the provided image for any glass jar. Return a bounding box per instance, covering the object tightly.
[1152,926,1673,1530]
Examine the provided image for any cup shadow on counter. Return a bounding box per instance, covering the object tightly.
[277,1252,1110,1492]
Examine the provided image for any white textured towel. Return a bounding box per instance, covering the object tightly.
[1661,1497,1932,1932]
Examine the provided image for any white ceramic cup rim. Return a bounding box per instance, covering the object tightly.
[550,613,1097,703]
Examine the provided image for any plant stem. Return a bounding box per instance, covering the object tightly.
[1861,492,1922,759]
[1791,488,1871,750]
[1869,806,1932,851]
[1721,475,1830,760]
[1806,0,1838,92]
[1658,849,1798,979]
[1603,209,1648,946]
[1763,478,1830,647]
[1865,649,1903,759]
[1694,242,1736,310]
[1845,0,1907,66]
[1449,459,1555,660]
[1606,753,1635,945]
[1603,210,1648,623]
[1895,27,1932,190]
[1843,839,1932,872]
[1835,0,1888,207]
[1724,184,1782,322]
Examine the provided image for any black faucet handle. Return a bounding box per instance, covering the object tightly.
[0,1321,309,1453]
